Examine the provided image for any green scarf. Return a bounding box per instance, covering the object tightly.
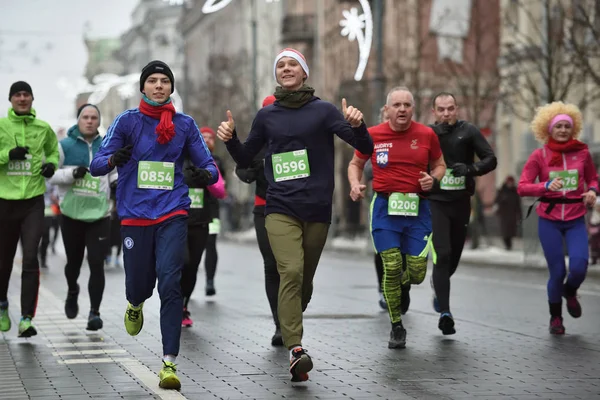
[273,84,315,109]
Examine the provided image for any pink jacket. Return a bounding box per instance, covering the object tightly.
[207,164,227,199]
[518,145,598,221]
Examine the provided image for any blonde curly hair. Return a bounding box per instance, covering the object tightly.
[530,101,583,143]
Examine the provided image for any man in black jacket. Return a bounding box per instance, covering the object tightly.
[428,92,497,335]
[234,95,283,347]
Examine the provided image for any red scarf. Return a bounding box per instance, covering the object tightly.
[139,99,176,144]
[547,137,588,166]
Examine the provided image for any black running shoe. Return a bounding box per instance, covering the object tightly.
[388,323,407,349]
[290,347,312,382]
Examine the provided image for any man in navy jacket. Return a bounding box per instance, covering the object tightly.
[91,60,217,390]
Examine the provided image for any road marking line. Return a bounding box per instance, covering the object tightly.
[120,359,187,399]
[13,263,190,400]
[46,342,118,348]
[58,357,135,365]
[52,349,127,356]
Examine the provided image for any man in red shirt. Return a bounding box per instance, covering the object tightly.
[348,86,446,348]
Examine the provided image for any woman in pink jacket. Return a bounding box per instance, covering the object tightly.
[518,102,598,335]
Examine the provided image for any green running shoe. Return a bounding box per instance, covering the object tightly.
[159,361,181,390]
[18,317,37,338]
[0,304,11,332]
[124,302,144,336]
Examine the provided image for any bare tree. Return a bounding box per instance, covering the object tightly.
[500,0,600,122]
[384,1,444,122]
[187,52,257,142]
[438,0,501,129]
[567,0,600,102]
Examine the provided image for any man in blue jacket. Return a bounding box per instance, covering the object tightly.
[90,60,217,390]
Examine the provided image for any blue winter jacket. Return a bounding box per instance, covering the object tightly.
[90,108,218,220]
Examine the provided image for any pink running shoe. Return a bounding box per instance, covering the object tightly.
[182,308,193,327]
[549,316,565,335]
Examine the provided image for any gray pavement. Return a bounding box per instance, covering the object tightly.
[2,240,600,399]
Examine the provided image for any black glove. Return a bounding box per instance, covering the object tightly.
[451,163,474,177]
[109,144,133,167]
[251,158,264,170]
[40,163,55,178]
[187,167,213,187]
[433,122,452,136]
[8,146,29,161]
[110,180,118,190]
[72,166,89,179]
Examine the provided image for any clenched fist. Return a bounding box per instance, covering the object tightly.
[349,183,366,201]
[418,171,434,191]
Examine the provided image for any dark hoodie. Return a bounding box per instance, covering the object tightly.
[225,96,373,223]
[235,146,268,215]
[428,120,497,201]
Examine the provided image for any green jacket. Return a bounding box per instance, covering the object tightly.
[0,108,59,200]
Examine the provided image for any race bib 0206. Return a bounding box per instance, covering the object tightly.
[388,193,420,217]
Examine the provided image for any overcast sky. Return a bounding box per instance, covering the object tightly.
[0,0,138,128]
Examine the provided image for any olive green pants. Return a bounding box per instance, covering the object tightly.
[265,213,329,349]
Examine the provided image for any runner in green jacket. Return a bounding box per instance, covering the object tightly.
[0,81,59,337]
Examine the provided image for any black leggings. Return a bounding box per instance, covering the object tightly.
[181,224,210,307]
[106,215,122,257]
[39,216,58,267]
[61,215,110,312]
[374,252,384,292]
[205,233,218,282]
[254,213,280,327]
[0,196,44,317]
[430,198,471,314]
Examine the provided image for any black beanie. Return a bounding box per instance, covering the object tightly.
[140,60,175,94]
[9,81,33,101]
[77,103,101,124]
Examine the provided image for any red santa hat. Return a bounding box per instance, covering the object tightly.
[273,48,309,82]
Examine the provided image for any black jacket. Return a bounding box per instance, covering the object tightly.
[428,120,497,201]
[184,154,225,225]
[235,147,268,215]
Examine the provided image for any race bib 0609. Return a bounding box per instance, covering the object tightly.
[440,168,466,190]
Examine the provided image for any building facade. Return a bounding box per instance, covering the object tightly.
[281,0,500,234]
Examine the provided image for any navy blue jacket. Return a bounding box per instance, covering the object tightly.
[90,108,218,220]
[225,97,373,223]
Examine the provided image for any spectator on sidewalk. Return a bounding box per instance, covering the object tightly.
[588,199,600,265]
[495,176,522,250]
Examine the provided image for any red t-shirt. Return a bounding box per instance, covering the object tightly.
[355,121,442,193]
